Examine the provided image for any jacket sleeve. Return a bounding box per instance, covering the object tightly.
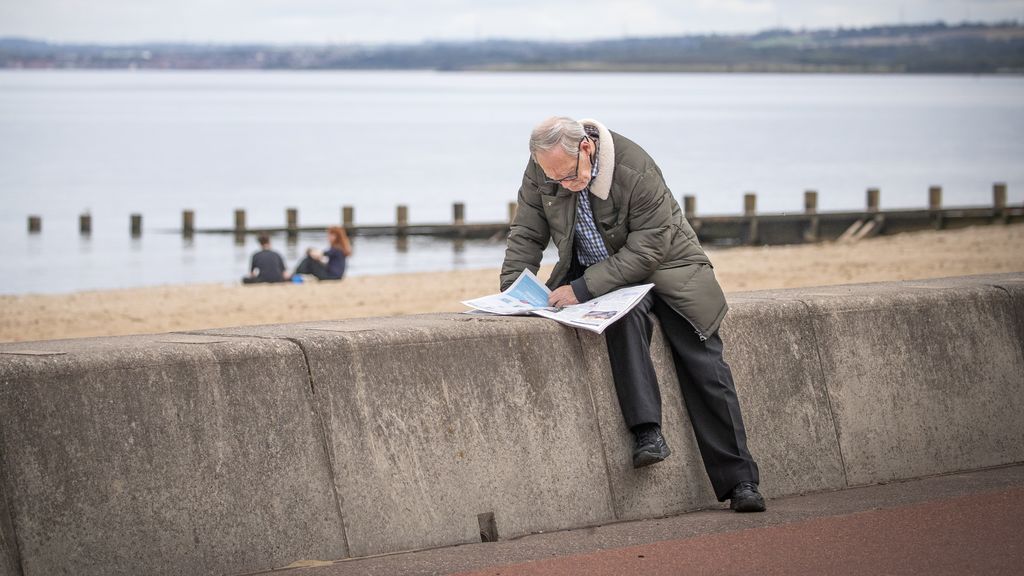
[500,159,551,291]
[582,166,674,297]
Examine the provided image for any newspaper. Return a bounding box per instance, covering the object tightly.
[461,269,654,334]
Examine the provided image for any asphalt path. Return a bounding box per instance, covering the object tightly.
[245,464,1024,576]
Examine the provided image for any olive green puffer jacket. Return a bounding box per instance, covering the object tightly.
[500,120,728,340]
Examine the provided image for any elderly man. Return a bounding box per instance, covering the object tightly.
[500,117,765,512]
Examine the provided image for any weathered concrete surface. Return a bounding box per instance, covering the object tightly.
[719,296,848,496]
[200,315,616,557]
[0,460,19,576]
[0,335,347,576]
[911,274,1024,360]
[576,327,716,520]
[758,276,1024,485]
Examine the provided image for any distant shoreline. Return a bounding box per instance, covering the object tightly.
[2,66,1022,75]
[4,22,1023,75]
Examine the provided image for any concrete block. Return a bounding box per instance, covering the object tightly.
[788,280,1024,485]
[202,314,616,557]
[720,296,848,497]
[0,335,347,576]
[990,276,1024,358]
[906,274,1024,359]
[576,327,716,520]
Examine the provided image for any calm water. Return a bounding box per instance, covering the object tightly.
[1,71,1022,294]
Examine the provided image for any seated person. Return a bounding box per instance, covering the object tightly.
[294,226,352,280]
[242,234,287,284]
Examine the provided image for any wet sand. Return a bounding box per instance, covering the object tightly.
[2,224,1022,343]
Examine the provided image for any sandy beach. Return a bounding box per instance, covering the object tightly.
[2,224,1022,344]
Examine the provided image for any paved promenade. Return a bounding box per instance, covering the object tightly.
[247,464,1024,576]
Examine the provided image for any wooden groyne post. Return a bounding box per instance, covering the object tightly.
[27,216,41,233]
[994,182,1008,223]
[929,186,943,229]
[234,210,246,234]
[234,209,246,244]
[182,210,195,238]
[453,202,466,238]
[744,193,758,245]
[343,206,354,228]
[396,205,408,237]
[804,190,819,242]
[79,213,91,236]
[130,214,143,237]
[867,187,880,213]
[684,195,700,233]
[286,208,298,238]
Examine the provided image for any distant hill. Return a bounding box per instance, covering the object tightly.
[2,22,1023,73]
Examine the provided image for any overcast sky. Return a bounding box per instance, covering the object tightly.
[1,0,1022,45]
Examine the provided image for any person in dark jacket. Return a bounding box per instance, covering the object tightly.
[501,116,765,512]
[242,234,287,284]
[294,226,352,281]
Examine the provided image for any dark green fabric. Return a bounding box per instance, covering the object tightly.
[500,130,728,339]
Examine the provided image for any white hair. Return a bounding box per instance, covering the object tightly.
[529,116,585,158]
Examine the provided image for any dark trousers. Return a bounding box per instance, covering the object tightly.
[295,256,337,280]
[604,293,760,501]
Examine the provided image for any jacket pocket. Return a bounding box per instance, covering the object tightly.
[600,220,628,252]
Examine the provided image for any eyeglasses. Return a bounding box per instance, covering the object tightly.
[543,137,587,184]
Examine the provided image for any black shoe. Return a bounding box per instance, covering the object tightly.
[632,424,671,468]
[729,481,766,512]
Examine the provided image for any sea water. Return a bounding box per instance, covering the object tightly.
[1,71,1021,294]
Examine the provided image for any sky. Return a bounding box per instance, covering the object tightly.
[1,0,1022,45]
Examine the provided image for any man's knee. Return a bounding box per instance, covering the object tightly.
[605,301,653,341]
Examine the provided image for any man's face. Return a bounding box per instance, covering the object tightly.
[535,138,594,193]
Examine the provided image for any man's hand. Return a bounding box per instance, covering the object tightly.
[548,285,579,308]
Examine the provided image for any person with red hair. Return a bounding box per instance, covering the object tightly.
[294,226,352,280]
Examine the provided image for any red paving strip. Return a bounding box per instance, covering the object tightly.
[453,487,1024,576]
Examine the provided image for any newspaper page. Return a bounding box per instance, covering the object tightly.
[461,268,551,315]
[531,283,654,334]
[461,269,654,334]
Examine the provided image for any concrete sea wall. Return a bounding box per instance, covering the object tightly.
[1,273,1022,576]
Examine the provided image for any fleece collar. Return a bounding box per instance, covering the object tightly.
[579,118,614,200]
